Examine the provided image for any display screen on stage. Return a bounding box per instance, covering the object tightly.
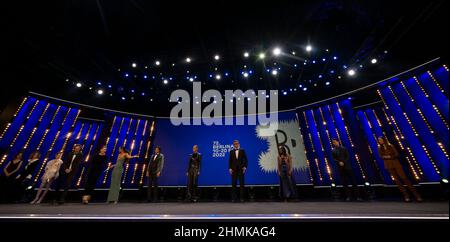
[151,111,311,186]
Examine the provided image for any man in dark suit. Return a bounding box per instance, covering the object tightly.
[56,144,83,204]
[331,138,362,201]
[146,146,164,202]
[228,140,248,202]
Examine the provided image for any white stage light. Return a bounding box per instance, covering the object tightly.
[186,57,191,63]
[273,47,281,56]
[243,52,249,58]
[258,53,265,59]
[132,63,137,68]
[243,72,249,78]
[76,83,82,88]
[163,79,168,84]
[371,58,377,64]
[215,74,221,80]
[271,70,278,75]
[306,45,312,52]
[97,89,104,95]
[348,69,356,76]
[214,55,220,60]
[155,60,160,66]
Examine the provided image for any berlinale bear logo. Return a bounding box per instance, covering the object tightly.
[256,120,308,172]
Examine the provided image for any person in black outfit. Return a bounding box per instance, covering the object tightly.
[186,145,201,202]
[0,152,23,203]
[55,144,83,204]
[228,140,248,202]
[331,138,362,201]
[82,145,107,204]
[146,146,164,202]
[14,151,40,202]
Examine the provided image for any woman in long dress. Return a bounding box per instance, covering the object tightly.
[30,151,64,204]
[106,146,138,204]
[82,145,107,204]
[277,146,297,201]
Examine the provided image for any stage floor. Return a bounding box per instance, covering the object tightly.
[0,201,448,220]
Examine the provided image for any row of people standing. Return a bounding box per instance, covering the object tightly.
[0,136,422,204]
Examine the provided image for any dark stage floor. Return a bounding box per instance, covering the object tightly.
[0,201,448,220]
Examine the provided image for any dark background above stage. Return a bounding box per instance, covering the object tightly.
[2,0,449,116]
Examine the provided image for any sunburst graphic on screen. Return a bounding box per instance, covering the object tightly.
[256,120,308,173]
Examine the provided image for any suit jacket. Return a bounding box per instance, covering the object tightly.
[228,149,248,171]
[62,152,83,173]
[331,146,351,170]
[378,144,402,169]
[187,153,202,172]
[147,153,164,174]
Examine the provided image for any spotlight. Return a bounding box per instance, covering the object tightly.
[325,81,330,85]
[442,178,449,184]
[76,82,82,88]
[331,183,336,187]
[364,182,371,186]
[333,56,338,60]
[132,63,137,68]
[271,70,278,75]
[291,51,296,55]
[97,89,104,95]
[371,58,377,64]
[306,45,312,52]
[155,60,160,66]
[243,52,249,58]
[243,72,249,78]
[272,47,281,56]
[186,57,191,63]
[121,97,126,100]
[282,91,287,95]
[214,55,220,60]
[189,77,194,82]
[258,53,265,59]
[303,87,307,91]
[215,74,221,80]
[163,79,168,84]
[348,69,356,76]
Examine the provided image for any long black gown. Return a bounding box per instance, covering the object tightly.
[83,154,107,197]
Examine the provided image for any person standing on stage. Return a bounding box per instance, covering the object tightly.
[30,151,64,204]
[377,136,422,202]
[107,146,138,204]
[277,146,297,201]
[0,152,23,203]
[15,151,41,202]
[82,145,107,204]
[331,138,362,201]
[186,145,201,202]
[146,146,164,202]
[55,144,83,204]
[228,140,248,202]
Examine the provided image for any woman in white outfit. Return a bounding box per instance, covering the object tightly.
[30,151,64,204]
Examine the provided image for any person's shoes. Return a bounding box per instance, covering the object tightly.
[415,196,423,202]
[345,197,351,202]
[356,197,363,202]
[403,196,411,202]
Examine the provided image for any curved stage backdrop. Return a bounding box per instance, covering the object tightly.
[0,62,448,189]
